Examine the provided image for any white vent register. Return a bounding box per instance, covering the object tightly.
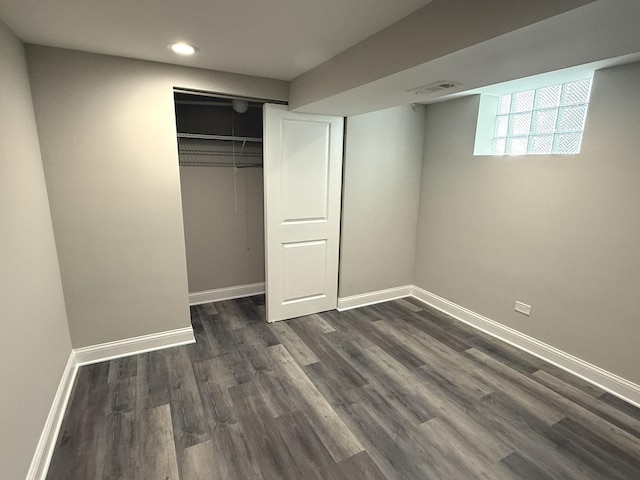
[408,81,462,95]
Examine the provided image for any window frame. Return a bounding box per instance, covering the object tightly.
[490,78,593,156]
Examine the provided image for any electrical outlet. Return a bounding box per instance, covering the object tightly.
[515,301,531,316]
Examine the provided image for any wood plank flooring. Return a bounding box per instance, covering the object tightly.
[46,296,640,479]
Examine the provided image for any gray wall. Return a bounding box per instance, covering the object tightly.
[26,45,287,347]
[415,62,640,383]
[180,166,265,292]
[340,105,425,297]
[0,23,72,479]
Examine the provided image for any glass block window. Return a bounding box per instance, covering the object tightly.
[492,79,592,155]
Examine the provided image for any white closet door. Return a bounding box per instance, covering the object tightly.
[263,104,344,323]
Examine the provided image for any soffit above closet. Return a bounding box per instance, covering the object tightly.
[0,0,432,80]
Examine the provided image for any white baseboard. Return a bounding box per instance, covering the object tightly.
[29,284,640,479]
[29,324,196,478]
[411,286,640,408]
[337,285,412,311]
[74,326,195,366]
[189,282,265,306]
[26,351,78,480]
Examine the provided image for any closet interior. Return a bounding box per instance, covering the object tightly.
[175,92,266,296]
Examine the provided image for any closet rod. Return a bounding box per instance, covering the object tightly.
[177,133,263,142]
[178,151,262,157]
[173,87,287,105]
[179,162,262,168]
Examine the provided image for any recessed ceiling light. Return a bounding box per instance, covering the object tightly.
[168,43,199,56]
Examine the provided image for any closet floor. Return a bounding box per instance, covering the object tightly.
[46,295,640,479]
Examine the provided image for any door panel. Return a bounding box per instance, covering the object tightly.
[263,104,344,322]
[281,120,331,222]
[282,240,327,302]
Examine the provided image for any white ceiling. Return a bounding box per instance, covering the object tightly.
[4,0,638,117]
[0,0,431,81]
[291,0,640,116]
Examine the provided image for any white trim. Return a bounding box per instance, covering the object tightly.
[189,282,265,306]
[411,286,640,408]
[28,324,196,478]
[26,351,78,480]
[29,286,640,479]
[74,326,195,366]
[337,285,412,311]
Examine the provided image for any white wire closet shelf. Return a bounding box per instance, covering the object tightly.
[177,133,263,167]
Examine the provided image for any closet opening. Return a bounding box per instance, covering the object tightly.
[174,91,267,306]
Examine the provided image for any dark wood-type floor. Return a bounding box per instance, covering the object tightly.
[47,296,640,479]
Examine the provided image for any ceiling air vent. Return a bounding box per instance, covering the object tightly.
[407,81,462,95]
